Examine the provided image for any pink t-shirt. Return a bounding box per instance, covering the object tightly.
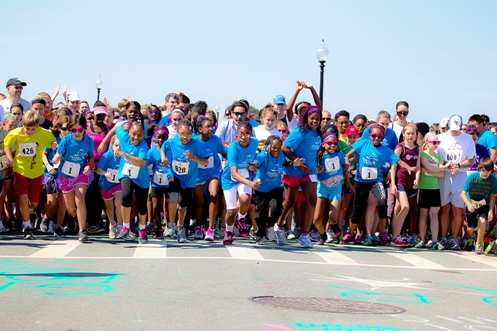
[87,123,109,161]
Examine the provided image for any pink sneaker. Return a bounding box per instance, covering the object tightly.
[204,228,214,242]
[354,233,364,244]
[391,236,409,247]
[340,233,353,244]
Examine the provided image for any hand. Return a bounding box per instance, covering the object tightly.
[296,80,304,91]
[105,172,113,181]
[413,179,419,190]
[54,83,60,96]
[467,204,475,213]
[52,155,61,164]
[62,84,67,97]
[317,165,324,173]
[6,160,13,168]
[391,185,397,195]
[349,155,356,164]
[83,166,91,176]
[292,157,305,167]
[248,162,258,172]
[408,166,416,175]
[51,142,58,150]
[126,96,132,101]
[103,97,109,106]
[185,150,195,160]
[346,182,355,194]
[250,179,261,189]
[299,164,311,175]
[161,158,170,166]
[47,164,57,175]
[302,81,313,89]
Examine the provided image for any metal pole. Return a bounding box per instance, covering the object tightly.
[319,61,325,105]
[97,88,101,101]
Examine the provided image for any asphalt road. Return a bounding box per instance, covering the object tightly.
[1,233,496,331]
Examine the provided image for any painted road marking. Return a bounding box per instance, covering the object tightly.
[226,245,264,260]
[451,252,497,268]
[30,240,81,258]
[386,251,447,269]
[313,248,359,265]
[133,243,168,258]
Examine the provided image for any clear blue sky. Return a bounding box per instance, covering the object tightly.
[3,0,496,125]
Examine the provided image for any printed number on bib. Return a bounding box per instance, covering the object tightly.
[0,156,8,171]
[325,157,340,173]
[173,160,189,175]
[20,143,36,157]
[107,168,119,183]
[471,198,487,209]
[123,163,139,179]
[61,161,81,177]
[446,153,458,162]
[362,167,378,180]
[202,156,214,169]
[153,172,168,185]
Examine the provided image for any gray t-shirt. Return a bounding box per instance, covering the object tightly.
[0,98,31,117]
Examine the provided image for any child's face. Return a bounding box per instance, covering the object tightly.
[370,128,384,146]
[323,137,338,153]
[11,107,22,123]
[155,132,167,146]
[336,116,349,133]
[112,139,120,151]
[31,103,45,116]
[171,114,183,129]
[269,139,282,157]
[346,135,357,145]
[403,127,417,143]
[307,113,320,131]
[236,127,251,147]
[177,126,192,145]
[263,114,276,130]
[3,119,16,131]
[199,120,213,137]
[70,124,85,139]
[480,169,492,179]
[23,126,37,136]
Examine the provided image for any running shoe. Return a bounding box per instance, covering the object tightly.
[67,217,78,235]
[138,229,148,244]
[23,226,34,240]
[256,236,265,245]
[465,238,475,251]
[475,243,483,255]
[78,230,89,243]
[146,222,155,234]
[354,233,364,244]
[194,226,204,240]
[116,227,130,240]
[415,240,426,248]
[371,235,380,245]
[153,228,164,239]
[325,228,334,243]
[55,227,65,237]
[433,241,445,251]
[129,227,138,239]
[379,233,390,245]
[108,227,117,239]
[204,228,214,242]
[223,230,234,245]
[165,224,177,238]
[87,225,105,235]
[266,227,276,241]
[340,233,354,244]
[316,233,326,245]
[450,237,461,250]
[363,234,373,246]
[236,217,249,237]
[293,227,301,239]
[391,236,409,247]
[286,229,296,240]
[275,228,288,246]
[309,229,322,242]
[410,233,420,247]
[0,221,9,234]
[177,227,187,243]
[298,233,313,248]
[40,218,50,233]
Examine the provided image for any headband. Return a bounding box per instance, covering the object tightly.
[171,109,185,116]
[323,134,337,144]
[154,129,169,136]
[2,114,15,122]
[93,106,107,113]
[307,106,321,115]
[31,99,45,106]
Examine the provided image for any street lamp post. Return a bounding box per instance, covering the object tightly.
[316,39,329,105]
[95,75,103,101]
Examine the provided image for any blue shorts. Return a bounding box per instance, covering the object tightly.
[317,182,342,201]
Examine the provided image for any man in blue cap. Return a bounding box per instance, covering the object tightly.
[0,78,31,118]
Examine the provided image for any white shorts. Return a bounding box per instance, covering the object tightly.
[223,184,252,210]
[439,171,467,209]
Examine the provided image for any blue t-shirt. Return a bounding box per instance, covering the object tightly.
[195,135,227,183]
[318,150,346,187]
[282,128,321,178]
[116,126,150,188]
[353,139,400,183]
[478,130,497,154]
[469,144,490,171]
[147,147,171,188]
[254,150,286,193]
[43,136,62,178]
[463,171,497,205]
[362,127,398,150]
[158,114,170,127]
[162,136,210,189]
[56,134,94,178]
[97,149,121,190]
[221,137,259,190]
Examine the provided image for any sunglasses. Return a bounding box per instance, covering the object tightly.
[14,86,23,90]
[61,126,68,131]
[464,127,478,134]
[397,111,408,116]
[322,117,332,121]
[326,141,339,146]
[370,134,384,140]
[70,128,85,133]
[427,140,440,145]
[233,112,246,117]
[278,129,287,133]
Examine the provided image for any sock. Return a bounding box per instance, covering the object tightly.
[123,222,130,229]
[238,213,247,220]
[301,231,309,236]
[22,221,31,229]
[226,224,234,232]
[138,223,146,230]
[331,224,341,233]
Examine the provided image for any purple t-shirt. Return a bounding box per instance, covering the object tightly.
[395,142,419,189]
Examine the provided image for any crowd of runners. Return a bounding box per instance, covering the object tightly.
[1,78,496,254]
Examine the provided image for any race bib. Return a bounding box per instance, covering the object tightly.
[202,156,214,169]
[123,163,139,179]
[325,157,340,173]
[471,198,487,209]
[107,168,119,183]
[231,168,250,181]
[61,161,81,177]
[446,153,459,162]
[172,160,189,175]
[153,172,168,185]
[309,174,318,182]
[0,156,8,171]
[362,167,378,180]
[19,143,36,157]
[53,162,60,169]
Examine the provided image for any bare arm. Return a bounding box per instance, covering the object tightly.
[286,81,304,123]
[229,166,261,189]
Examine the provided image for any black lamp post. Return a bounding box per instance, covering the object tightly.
[95,75,103,101]
[316,39,329,105]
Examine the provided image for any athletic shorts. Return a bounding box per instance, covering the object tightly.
[13,173,42,203]
[397,186,418,199]
[223,183,252,210]
[419,189,441,209]
[282,174,313,188]
[57,172,93,194]
[151,187,169,199]
[440,171,466,209]
[42,176,61,195]
[466,205,489,228]
[317,183,342,201]
[101,184,122,200]
[295,191,305,203]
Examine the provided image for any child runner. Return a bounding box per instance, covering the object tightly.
[0,117,11,234]
[460,157,497,254]
[390,124,421,247]
[52,114,94,242]
[97,136,123,239]
[193,116,227,241]
[10,103,23,127]
[4,110,56,239]
[418,132,445,249]
[147,125,170,239]
[0,115,18,229]
[314,133,353,244]
[162,120,209,243]
[220,120,260,245]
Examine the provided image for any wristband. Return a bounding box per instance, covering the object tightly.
[457,163,461,168]
[86,162,94,170]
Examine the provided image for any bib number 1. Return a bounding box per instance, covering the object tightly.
[361,167,378,180]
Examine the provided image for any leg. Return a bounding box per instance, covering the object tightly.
[314,197,329,236]
[300,180,318,232]
[74,184,88,231]
[439,203,451,238]
[419,208,429,242]
[391,192,409,237]
[276,185,299,228]
[207,178,219,230]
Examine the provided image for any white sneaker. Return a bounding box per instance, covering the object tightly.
[165,224,177,238]
[275,228,288,245]
[286,229,295,240]
[109,227,117,239]
[298,234,313,248]
[48,221,55,234]
[325,228,334,243]
[177,227,187,243]
[266,227,276,241]
[0,222,9,234]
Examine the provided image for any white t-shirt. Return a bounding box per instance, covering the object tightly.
[287,115,298,131]
[0,98,31,116]
[437,131,476,168]
[390,122,404,140]
[254,126,282,141]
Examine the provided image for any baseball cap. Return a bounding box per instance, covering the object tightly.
[273,95,286,105]
[448,114,463,131]
[6,78,27,88]
[92,106,107,116]
[67,92,81,101]
[439,118,449,130]
[345,125,360,137]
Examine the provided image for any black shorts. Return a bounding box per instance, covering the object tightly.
[419,189,441,209]
[466,204,489,228]
[151,187,169,199]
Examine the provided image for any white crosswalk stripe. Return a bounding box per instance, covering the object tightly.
[386,251,447,269]
[30,240,81,258]
[133,243,168,258]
